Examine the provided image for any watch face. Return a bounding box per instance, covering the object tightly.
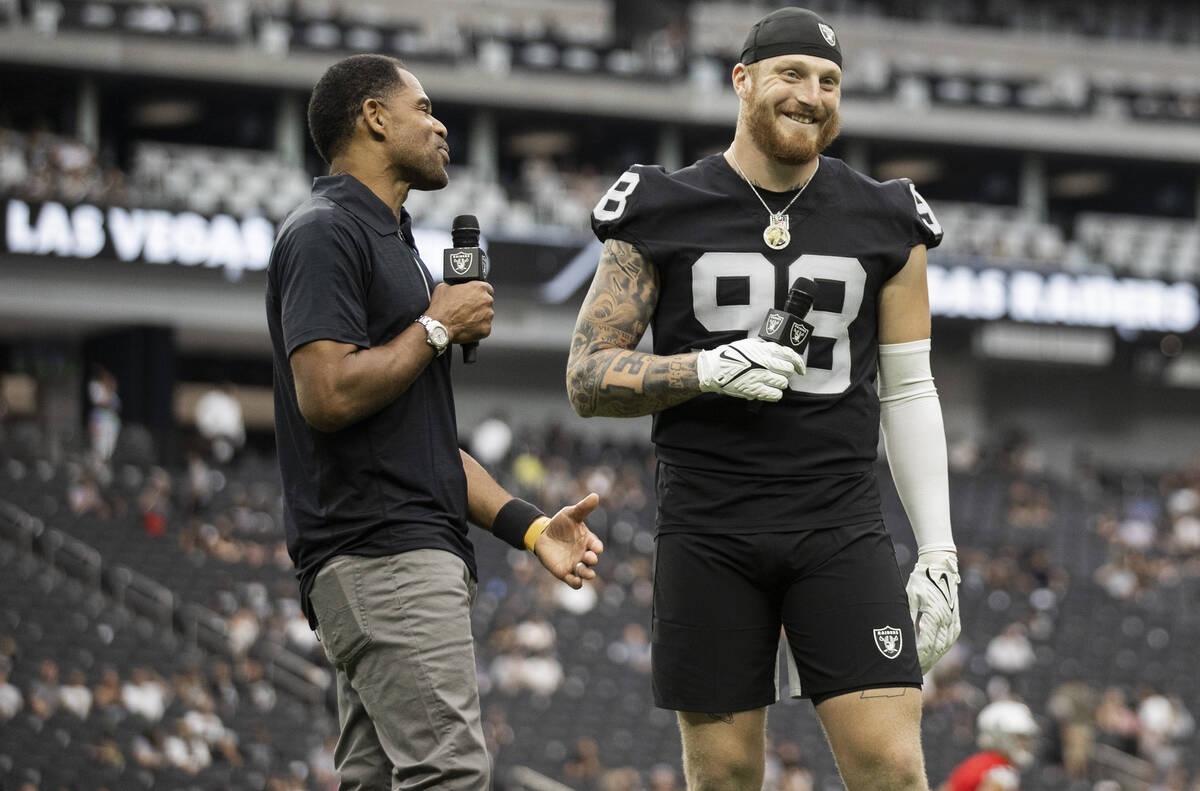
[430,326,449,346]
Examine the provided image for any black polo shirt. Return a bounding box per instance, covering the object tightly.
[266,174,475,627]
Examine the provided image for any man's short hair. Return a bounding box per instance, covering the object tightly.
[307,54,407,164]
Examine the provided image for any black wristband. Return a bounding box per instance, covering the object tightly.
[492,498,544,550]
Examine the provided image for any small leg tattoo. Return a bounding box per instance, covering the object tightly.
[859,688,909,699]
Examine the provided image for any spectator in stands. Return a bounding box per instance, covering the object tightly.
[208,660,239,717]
[922,642,986,713]
[137,466,171,538]
[1005,480,1055,529]
[469,412,514,466]
[646,762,684,791]
[984,622,1037,677]
[1047,677,1098,780]
[594,767,642,791]
[90,736,126,773]
[122,666,170,725]
[765,741,815,791]
[91,666,125,728]
[266,53,603,790]
[67,467,109,519]
[278,597,319,655]
[0,129,29,192]
[58,667,92,719]
[307,733,338,789]
[1094,551,1144,601]
[1137,693,1194,771]
[521,648,564,697]
[481,705,515,767]
[567,8,955,791]
[564,736,604,788]
[86,364,120,464]
[193,382,246,464]
[227,606,260,657]
[486,617,564,697]
[236,657,276,713]
[55,136,100,203]
[27,657,61,720]
[130,725,168,769]
[1094,686,1140,755]
[164,715,212,774]
[0,657,23,722]
[607,621,652,674]
[242,724,277,774]
[183,450,215,513]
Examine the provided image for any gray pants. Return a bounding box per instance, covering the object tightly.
[309,549,490,790]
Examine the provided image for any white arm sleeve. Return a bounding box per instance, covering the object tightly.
[878,339,955,553]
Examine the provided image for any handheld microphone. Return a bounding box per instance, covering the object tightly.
[749,276,817,412]
[442,214,489,363]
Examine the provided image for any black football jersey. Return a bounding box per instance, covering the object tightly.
[591,153,942,532]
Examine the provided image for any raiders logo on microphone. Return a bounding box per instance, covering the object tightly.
[790,323,810,347]
[448,250,474,276]
[764,314,784,335]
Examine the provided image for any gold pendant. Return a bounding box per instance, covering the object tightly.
[763,215,790,250]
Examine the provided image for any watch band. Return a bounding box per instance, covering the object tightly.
[416,315,449,356]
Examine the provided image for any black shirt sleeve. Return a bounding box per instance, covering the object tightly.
[277,212,372,357]
[590,164,669,262]
[895,177,944,251]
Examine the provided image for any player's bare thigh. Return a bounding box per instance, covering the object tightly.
[677,708,767,790]
[816,687,929,791]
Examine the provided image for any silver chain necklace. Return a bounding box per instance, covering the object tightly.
[728,151,817,250]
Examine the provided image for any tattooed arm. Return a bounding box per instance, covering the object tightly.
[566,239,702,418]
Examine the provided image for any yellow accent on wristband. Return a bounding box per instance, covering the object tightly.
[524,516,552,552]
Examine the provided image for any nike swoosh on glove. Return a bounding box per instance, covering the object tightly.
[906,549,961,673]
[696,337,805,401]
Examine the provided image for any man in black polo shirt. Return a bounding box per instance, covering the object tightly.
[266,53,604,789]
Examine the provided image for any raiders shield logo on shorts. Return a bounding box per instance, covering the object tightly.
[873,626,902,659]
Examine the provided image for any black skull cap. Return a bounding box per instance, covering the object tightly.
[739,7,843,69]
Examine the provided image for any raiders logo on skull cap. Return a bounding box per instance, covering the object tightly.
[739,7,843,69]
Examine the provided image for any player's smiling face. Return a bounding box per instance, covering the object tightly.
[737,54,841,165]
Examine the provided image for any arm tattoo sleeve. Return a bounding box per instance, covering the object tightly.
[566,239,700,418]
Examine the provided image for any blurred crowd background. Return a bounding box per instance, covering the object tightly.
[2,0,1199,789]
[2,412,1200,790]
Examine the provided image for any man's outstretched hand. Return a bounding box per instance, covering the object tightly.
[533,492,604,588]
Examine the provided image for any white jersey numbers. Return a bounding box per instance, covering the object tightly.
[592,170,641,222]
[908,183,942,238]
[691,252,865,395]
[691,254,777,339]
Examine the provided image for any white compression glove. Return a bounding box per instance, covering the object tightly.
[907,549,961,674]
[878,338,960,673]
[697,338,805,402]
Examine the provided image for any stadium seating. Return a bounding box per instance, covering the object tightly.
[3,0,1199,786]
[0,514,337,791]
[3,415,1198,789]
[8,126,1197,283]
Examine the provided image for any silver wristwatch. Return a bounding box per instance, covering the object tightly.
[415,315,449,356]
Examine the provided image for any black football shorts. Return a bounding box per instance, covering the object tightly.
[650,521,922,713]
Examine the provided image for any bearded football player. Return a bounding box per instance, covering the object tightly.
[566,7,959,790]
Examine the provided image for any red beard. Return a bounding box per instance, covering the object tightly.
[743,98,841,166]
